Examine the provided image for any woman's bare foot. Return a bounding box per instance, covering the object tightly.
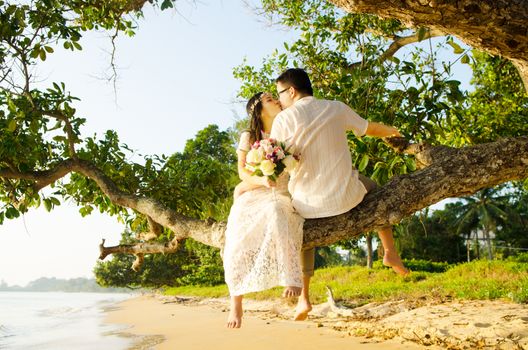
[282,286,302,298]
[227,296,243,328]
[383,250,409,276]
[293,297,312,321]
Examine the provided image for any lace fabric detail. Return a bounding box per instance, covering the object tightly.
[223,175,304,296]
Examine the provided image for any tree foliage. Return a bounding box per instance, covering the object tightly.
[94,125,234,288]
[395,207,466,263]
[0,0,526,283]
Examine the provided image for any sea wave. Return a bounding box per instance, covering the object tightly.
[0,292,132,349]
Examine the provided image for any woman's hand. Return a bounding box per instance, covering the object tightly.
[260,176,276,188]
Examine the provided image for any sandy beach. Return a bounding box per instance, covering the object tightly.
[105,294,528,350]
[105,294,427,350]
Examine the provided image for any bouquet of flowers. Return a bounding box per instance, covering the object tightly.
[245,138,299,181]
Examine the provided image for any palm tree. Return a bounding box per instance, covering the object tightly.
[454,187,510,260]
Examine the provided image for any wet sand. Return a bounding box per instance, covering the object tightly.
[105,295,426,350]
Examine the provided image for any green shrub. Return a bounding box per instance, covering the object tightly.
[507,252,528,263]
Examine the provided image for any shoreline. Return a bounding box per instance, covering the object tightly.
[105,293,528,350]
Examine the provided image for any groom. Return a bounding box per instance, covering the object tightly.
[270,68,408,321]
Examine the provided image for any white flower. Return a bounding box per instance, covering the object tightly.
[283,155,298,173]
[246,148,264,164]
[260,159,276,176]
[259,139,274,154]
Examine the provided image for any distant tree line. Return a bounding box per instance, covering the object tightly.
[0,277,129,293]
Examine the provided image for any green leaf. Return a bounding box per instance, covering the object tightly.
[447,40,464,54]
[405,158,416,172]
[29,48,40,58]
[44,46,54,53]
[461,54,470,64]
[417,27,427,42]
[7,119,17,132]
[358,154,369,172]
[160,0,174,10]
[5,207,19,219]
[43,198,52,212]
[39,49,46,61]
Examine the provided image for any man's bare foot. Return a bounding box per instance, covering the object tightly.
[293,298,312,321]
[227,300,243,328]
[383,250,409,276]
[282,286,302,298]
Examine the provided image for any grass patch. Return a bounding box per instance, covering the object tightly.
[162,260,528,304]
[163,284,229,298]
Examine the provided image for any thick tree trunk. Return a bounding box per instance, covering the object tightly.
[302,136,528,248]
[330,0,528,92]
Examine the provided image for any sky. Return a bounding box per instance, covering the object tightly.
[0,1,472,286]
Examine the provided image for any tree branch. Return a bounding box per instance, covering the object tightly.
[2,137,527,266]
[41,111,78,159]
[330,0,528,92]
[98,238,179,271]
[136,216,164,241]
[349,28,445,70]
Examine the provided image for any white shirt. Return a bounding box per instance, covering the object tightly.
[270,96,369,219]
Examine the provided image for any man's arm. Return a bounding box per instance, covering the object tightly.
[365,122,402,138]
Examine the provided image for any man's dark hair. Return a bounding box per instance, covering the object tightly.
[276,68,313,96]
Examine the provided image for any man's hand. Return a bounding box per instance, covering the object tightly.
[366,122,402,138]
[389,127,402,137]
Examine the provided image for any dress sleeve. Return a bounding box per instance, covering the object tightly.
[237,132,252,152]
[342,102,369,137]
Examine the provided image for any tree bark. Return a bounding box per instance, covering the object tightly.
[330,0,528,92]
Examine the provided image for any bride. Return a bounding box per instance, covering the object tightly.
[223,92,304,329]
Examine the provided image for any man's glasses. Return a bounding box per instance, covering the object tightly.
[277,86,290,95]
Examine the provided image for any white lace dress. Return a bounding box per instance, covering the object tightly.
[223,134,304,296]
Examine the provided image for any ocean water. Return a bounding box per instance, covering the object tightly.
[0,291,133,349]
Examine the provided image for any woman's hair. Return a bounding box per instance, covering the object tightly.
[245,92,264,143]
[276,68,313,96]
